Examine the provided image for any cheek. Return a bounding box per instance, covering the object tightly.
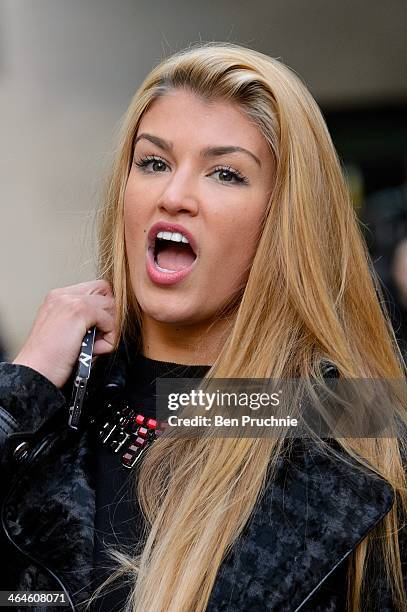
[123,172,148,223]
[123,189,148,252]
[214,207,263,267]
[123,204,136,249]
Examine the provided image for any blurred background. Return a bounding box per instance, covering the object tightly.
[0,0,406,359]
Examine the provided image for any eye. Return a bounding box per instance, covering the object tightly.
[210,166,249,185]
[134,155,170,173]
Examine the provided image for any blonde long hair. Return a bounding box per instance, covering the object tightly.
[95,42,407,611]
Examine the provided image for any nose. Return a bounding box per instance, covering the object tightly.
[156,168,199,217]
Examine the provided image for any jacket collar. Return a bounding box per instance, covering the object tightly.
[207,440,394,610]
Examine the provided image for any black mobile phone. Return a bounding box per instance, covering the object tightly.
[68,326,96,430]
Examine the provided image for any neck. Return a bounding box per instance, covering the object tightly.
[140,315,233,365]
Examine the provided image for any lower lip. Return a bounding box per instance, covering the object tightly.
[146,247,197,286]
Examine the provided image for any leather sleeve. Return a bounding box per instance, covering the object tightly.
[0,362,67,473]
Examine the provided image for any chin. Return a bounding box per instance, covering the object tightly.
[138,296,203,326]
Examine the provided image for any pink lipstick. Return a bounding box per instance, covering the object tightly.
[146,222,198,286]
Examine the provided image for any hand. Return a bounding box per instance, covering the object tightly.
[13,280,117,388]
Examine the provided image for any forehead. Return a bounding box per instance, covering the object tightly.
[136,89,270,158]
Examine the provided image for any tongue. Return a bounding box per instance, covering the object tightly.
[156,243,196,271]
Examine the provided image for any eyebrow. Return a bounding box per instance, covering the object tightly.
[134,133,261,167]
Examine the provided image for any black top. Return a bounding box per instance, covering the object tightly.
[89,353,210,611]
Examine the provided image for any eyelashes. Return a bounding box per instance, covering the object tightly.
[212,165,249,185]
[133,154,249,186]
[134,155,167,173]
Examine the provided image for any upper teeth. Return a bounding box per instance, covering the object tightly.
[156,231,189,244]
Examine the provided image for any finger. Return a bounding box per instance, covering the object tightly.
[81,294,116,312]
[94,325,116,341]
[97,329,117,346]
[49,279,113,298]
[94,336,116,355]
[42,293,112,319]
[85,306,115,336]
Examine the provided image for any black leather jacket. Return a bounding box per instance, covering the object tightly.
[0,353,404,612]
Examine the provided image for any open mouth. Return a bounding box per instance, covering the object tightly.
[153,232,197,273]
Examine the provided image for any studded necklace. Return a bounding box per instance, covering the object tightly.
[89,398,163,469]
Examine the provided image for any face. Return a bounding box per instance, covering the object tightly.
[124,89,275,328]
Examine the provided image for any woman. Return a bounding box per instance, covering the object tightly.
[0,42,406,612]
